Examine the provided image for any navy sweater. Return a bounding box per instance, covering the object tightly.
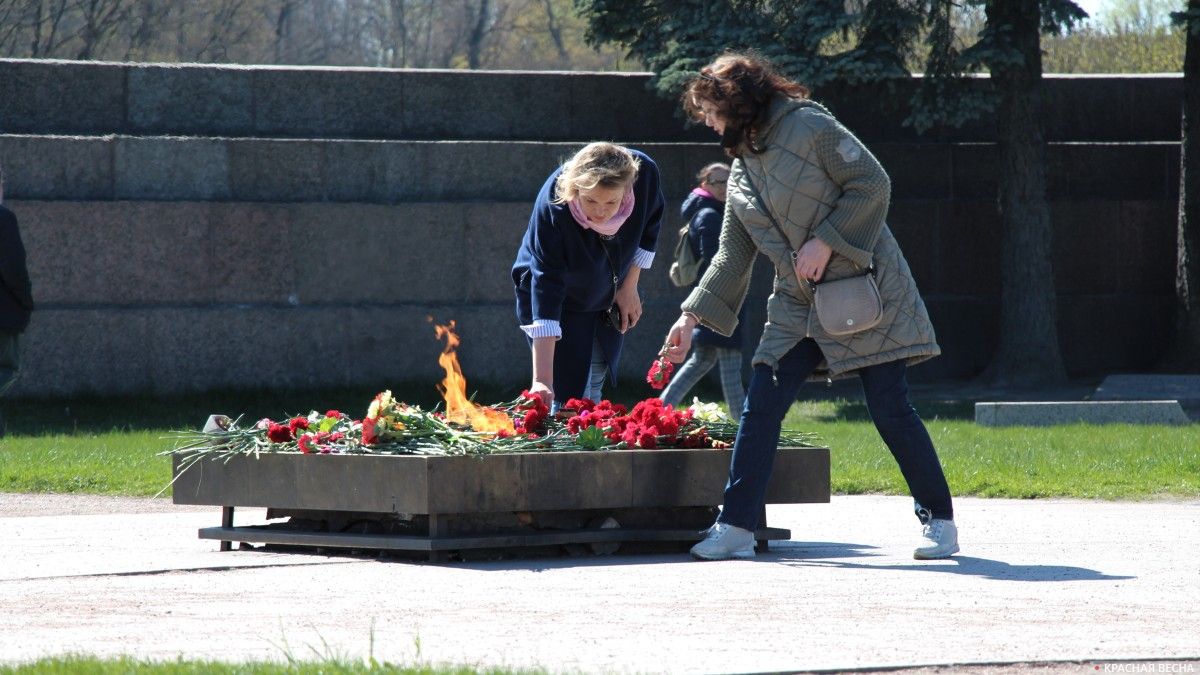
[0,205,33,333]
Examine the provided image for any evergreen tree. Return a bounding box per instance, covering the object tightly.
[577,0,1088,385]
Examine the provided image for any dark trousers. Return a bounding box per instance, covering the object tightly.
[717,338,954,531]
[0,331,18,398]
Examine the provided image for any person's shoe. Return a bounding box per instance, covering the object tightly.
[914,518,959,559]
[690,522,756,560]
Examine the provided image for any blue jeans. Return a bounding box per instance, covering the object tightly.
[717,338,954,531]
[660,343,746,417]
[0,331,19,398]
[553,338,608,413]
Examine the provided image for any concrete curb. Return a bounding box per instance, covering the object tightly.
[975,400,1192,426]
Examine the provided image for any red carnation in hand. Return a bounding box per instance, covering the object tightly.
[646,352,674,390]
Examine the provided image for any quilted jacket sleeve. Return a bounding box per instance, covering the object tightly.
[681,200,756,337]
[810,118,890,269]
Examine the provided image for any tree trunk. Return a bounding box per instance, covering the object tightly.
[979,0,1068,386]
[542,0,570,63]
[466,0,491,69]
[1158,0,1200,372]
[274,1,294,63]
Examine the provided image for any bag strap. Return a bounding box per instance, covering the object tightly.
[743,168,800,260]
[596,233,619,306]
[743,167,813,294]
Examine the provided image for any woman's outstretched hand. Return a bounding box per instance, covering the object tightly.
[529,380,554,408]
[663,313,698,364]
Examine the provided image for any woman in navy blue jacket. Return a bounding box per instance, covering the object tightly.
[512,143,665,409]
[660,162,746,415]
[0,167,33,436]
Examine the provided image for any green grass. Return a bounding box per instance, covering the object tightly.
[0,656,541,674]
[1,383,1197,500]
[786,399,1200,500]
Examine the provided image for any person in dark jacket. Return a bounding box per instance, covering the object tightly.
[660,162,746,415]
[512,142,665,409]
[0,165,34,436]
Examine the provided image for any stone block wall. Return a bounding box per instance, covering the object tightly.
[0,58,1183,397]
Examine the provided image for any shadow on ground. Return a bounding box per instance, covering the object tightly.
[772,551,1135,582]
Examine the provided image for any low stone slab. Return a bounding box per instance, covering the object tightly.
[975,401,1191,426]
[1092,374,1200,404]
[172,447,829,513]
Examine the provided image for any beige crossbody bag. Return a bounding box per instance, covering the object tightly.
[744,171,883,336]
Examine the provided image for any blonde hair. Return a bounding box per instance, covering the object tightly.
[551,142,640,204]
[696,162,730,185]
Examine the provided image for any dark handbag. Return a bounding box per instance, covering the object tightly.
[598,236,626,332]
[604,303,623,330]
[744,169,882,336]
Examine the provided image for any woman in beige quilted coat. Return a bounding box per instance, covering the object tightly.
[664,52,958,562]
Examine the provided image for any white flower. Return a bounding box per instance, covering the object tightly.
[688,397,729,423]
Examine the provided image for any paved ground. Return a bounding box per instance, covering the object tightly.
[2,493,1198,674]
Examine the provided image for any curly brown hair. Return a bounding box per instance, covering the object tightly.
[681,51,810,156]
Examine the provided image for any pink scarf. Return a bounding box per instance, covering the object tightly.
[568,188,635,238]
[692,187,715,199]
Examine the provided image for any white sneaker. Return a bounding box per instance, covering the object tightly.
[914,518,959,559]
[690,522,756,560]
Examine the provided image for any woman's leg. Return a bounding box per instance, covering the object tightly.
[660,344,718,407]
[717,339,824,531]
[858,359,954,522]
[581,337,609,404]
[0,331,19,398]
[714,347,746,417]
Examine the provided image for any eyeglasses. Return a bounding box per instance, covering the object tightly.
[707,179,727,185]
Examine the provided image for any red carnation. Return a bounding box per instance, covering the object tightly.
[621,425,640,446]
[646,355,674,390]
[288,417,309,434]
[361,417,379,445]
[522,409,546,431]
[266,423,292,443]
[297,433,315,454]
[638,427,659,449]
[563,398,595,413]
[325,410,342,419]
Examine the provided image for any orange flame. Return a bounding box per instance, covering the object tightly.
[433,320,515,434]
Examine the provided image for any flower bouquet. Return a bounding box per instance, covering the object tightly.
[167,391,816,474]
